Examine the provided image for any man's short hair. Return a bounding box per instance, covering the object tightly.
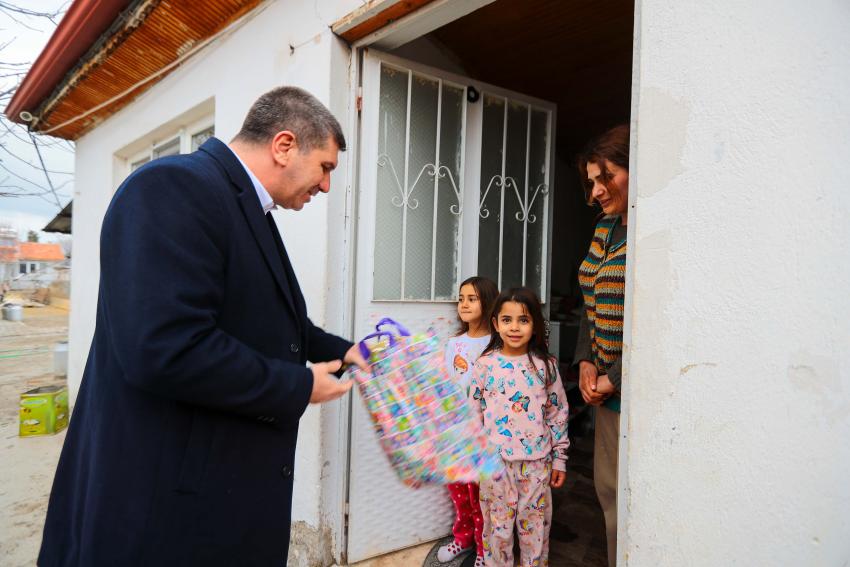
[234,86,346,151]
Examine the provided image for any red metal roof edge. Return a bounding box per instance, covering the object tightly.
[5,0,132,124]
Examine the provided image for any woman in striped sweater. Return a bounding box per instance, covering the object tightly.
[573,124,630,567]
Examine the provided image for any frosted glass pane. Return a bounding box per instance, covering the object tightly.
[192,126,214,151]
[403,74,439,300]
[153,137,180,158]
[525,109,549,296]
[501,101,528,291]
[130,157,149,171]
[373,65,408,300]
[434,84,463,300]
[477,94,504,286]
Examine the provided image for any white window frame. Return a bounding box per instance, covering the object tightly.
[151,135,181,159]
[126,115,215,175]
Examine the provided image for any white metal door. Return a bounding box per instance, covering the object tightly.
[347,49,556,563]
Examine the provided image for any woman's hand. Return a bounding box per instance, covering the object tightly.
[550,469,566,488]
[595,374,616,397]
[579,361,606,406]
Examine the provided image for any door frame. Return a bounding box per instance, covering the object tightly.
[337,44,558,563]
[329,0,637,562]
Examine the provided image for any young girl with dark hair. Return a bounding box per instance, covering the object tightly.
[470,287,569,567]
[437,276,499,567]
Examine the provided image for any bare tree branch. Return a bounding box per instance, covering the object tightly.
[0,119,75,152]
[0,1,73,216]
[0,141,73,173]
[1,185,56,196]
[27,132,63,209]
[0,10,47,32]
[0,1,63,27]
[0,160,61,192]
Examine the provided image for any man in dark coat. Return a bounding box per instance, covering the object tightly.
[38,87,367,566]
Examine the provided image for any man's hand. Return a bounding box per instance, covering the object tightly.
[343,344,369,372]
[579,360,605,406]
[309,360,353,404]
[551,469,566,488]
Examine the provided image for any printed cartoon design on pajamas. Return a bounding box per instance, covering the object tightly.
[510,391,531,413]
[470,354,569,467]
[454,354,469,374]
[495,415,513,439]
[480,458,553,567]
[469,352,570,567]
[473,386,486,411]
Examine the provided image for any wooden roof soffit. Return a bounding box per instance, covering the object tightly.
[332,0,438,44]
[23,0,262,140]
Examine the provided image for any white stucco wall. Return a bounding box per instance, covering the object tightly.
[624,1,850,565]
[68,0,362,553]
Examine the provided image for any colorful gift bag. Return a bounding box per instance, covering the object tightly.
[351,318,503,487]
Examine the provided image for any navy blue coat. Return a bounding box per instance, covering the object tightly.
[38,138,352,566]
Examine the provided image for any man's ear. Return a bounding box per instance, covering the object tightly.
[271,130,297,166]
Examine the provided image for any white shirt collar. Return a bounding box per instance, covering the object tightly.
[228,146,277,214]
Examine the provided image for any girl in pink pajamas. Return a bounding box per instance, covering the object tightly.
[470,287,570,567]
[437,277,499,567]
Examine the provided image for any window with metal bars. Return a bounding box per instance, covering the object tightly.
[373,65,465,301]
[371,62,553,301]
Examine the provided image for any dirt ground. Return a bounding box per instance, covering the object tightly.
[0,306,69,567]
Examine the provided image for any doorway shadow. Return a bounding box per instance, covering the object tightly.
[550,417,608,566]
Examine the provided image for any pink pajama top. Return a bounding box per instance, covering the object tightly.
[469,350,570,471]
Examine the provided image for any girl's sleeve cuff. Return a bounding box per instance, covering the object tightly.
[553,458,567,472]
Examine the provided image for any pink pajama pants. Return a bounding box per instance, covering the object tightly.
[447,482,484,555]
[480,459,552,567]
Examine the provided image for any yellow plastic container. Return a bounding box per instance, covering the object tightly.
[19,385,68,437]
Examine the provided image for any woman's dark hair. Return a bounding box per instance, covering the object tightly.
[482,287,556,382]
[577,124,630,206]
[456,276,499,335]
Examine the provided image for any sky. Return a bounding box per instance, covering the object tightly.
[0,1,74,243]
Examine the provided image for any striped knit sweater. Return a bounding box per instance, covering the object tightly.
[578,215,627,395]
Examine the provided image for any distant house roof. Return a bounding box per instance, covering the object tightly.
[0,242,17,263]
[18,242,65,262]
[44,201,73,234]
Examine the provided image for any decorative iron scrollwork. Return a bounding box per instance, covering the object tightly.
[479,175,548,223]
[377,154,462,215]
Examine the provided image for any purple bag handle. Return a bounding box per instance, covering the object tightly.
[375,317,411,337]
[358,331,397,361]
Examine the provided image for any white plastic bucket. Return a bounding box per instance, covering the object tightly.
[2,304,22,322]
[54,341,69,377]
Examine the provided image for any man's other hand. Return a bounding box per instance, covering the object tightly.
[309,360,353,403]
